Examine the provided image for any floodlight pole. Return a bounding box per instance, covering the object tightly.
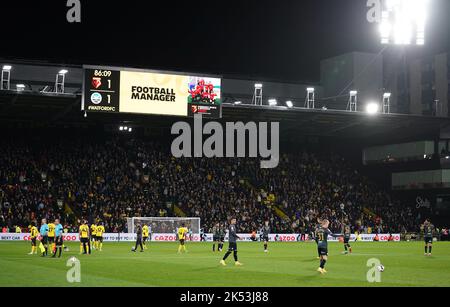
[305,88,315,109]
[252,84,263,106]
[434,99,442,117]
[1,69,10,90]
[55,72,65,93]
[383,93,391,114]
[347,91,358,112]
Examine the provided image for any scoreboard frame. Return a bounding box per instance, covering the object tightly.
[81,65,222,118]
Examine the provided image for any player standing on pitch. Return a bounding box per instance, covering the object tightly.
[142,223,149,250]
[342,225,352,254]
[177,223,188,253]
[212,223,220,252]
[316,219,342,274]
[132,222,144,252]
[28,222,39,255]
[423,219,435,256]
[220,218,243,266]
[261,220,270,253]
[219,223,226,251]
[79,220,91,255]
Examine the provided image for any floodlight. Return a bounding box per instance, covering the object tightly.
[350,91,358,96]
[306,87,315,93]
[286,101,293,108]
[128,127,133,132]
[366,102,379,115]
[16,84,25,90]
[383,93,392,98]
[268,99,277,106]
[58,69,68,75]
[2,65,12,71]
[254,83,263,89]
[234,101,242,105]
[380,0,429,45]
[119,126,124,131]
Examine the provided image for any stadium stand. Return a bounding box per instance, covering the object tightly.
[0,130,426,235]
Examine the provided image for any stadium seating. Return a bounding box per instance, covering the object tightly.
[0,133,421,234]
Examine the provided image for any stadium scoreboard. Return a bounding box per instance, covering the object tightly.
[82,65,222,118]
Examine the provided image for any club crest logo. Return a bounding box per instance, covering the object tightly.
[92,77,102,89]
[90,92,102,105]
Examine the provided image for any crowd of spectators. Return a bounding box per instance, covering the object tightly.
[0,134,432,235]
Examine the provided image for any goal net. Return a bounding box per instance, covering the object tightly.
[126,217,201,235]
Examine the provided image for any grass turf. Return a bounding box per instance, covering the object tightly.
[0,241,449,287]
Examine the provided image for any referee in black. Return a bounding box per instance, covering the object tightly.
[220,217,243,266]
[132,223,144,252]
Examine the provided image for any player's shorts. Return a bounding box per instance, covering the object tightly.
[344,237,350,244]
[55,236,63,246]
[80,237,89,244]
[143,236,148,242]
[41,235,48,244]
[48,236,55,243]
[262,235,269,242]
[213,235,219,242]
[228,242,238,251]
[179,239,185,245]
[31,237,37,246]
[98,236,103,243]
[318,246,328,256]
[220,236,225,242]
[424,236,433,244]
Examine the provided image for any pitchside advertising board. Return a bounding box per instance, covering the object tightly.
[0,233,401,242]
[82,65,222,118]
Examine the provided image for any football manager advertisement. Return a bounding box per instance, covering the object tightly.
[83,66,222,118]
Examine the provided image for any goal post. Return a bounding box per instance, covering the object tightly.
[127,217,201,236]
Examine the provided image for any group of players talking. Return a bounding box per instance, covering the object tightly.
[28,218,106,257]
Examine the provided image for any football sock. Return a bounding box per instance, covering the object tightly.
[80,244,83,254]
[429,246,432,253]
[264,243,267,251]
[99,243,103,250]
[213,244,215,251]
[425,246,427,253]
[233,251,238,261]
[58,247,62,257]
[178,245,182,253]
[320,259,326,269]
[344,245,348,251]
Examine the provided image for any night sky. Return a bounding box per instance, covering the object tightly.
[1,0,449,82]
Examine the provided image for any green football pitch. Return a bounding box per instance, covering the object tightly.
[0,241,449,287]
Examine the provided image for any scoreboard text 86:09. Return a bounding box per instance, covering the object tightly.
[93,70,112,77]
